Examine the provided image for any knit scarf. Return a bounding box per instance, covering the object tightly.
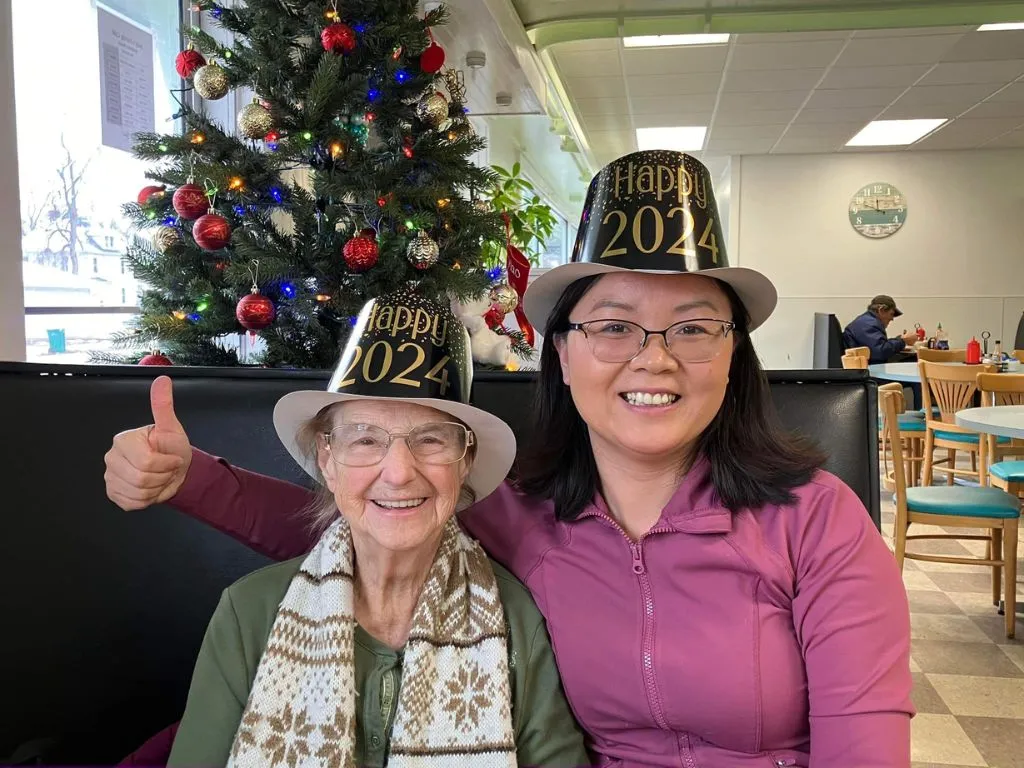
[226,517,516,768]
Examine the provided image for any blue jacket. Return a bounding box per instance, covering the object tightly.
[842,311,906,363]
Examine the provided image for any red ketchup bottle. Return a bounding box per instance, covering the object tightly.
[966,336,982,365]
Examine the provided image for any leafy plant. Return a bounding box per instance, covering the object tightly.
[481,162,558,267]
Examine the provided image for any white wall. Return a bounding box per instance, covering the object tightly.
[0,0,26,361]
[736,150,1024,369]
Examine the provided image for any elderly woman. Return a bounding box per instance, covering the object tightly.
[130,293,587,767]
[108,152,913,768]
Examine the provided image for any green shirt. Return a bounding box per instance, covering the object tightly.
[168,556,588,767]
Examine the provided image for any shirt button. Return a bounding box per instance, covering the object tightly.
[371,735,382,748]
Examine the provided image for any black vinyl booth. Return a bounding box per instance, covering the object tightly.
[0,362,880,765]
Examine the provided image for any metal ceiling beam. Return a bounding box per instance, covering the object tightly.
[526,2,1024,50]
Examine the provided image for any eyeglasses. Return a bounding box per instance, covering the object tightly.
[323,422,474,467]
[567,318,736,364]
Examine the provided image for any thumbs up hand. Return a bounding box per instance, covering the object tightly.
[104,376,193,511]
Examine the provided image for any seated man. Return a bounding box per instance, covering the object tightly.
[843,295,918,364]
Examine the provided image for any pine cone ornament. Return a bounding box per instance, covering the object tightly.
[406,231,439,270]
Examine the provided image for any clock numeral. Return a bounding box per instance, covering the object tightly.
[892,215,900,223]
[856,216,863,225]
[896,207,904,213]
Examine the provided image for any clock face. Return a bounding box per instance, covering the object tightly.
[849,182,907,239]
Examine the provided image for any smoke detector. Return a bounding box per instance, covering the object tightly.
[465,51,487,69]
[495,92,513,108]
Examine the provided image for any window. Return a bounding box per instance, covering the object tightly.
[14,0,183,363]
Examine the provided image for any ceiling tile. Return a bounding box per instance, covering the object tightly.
[891,83,1004,108]
[714,108,798,126]
[729,40,845,71]
[623,46,728,76]
[818,64,931,90]
[910,119,1011,150]
[710,124,786,141]
[735,31,851,44]
[704,138,778,154]
[722,68,823,93]
[960,100,1024,118]
[835,35,962,67]
[554,38,620,54]
[941,30,1024,63]
[632,112,713,129]
[771,137,846,154]
[853,26,972,39]
[625,73,722,97]
[877,102,957,120]
[553,49,620,79]
[567,76,629,100]
[631,94,717,115]
[985,129,1024,147]
[918,60,1024,86]
[579,113,634,133]
[986,82,1024,102]
[573,97,629,116]
[804,87,905,109]
[781,123,863,140]
[792,106,881,124]
[717,90,810,111]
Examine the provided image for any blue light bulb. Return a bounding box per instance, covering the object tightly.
[281,282,296,299]
[395,70,410,84]
[162,216,177,226]
[233,205,245,216]
[368,88,381,102]
[187,313,201,323]
[270,187,283,203]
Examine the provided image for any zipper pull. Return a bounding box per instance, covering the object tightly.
[775,759,796,767]
[630,543,645,575]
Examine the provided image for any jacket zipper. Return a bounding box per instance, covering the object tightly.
[629,540,671,732]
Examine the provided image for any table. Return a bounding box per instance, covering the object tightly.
[869,361,971,383]
[956,405,1024,439]
[955,405,1024,621]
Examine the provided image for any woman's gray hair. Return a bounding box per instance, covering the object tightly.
[295,402,478,535]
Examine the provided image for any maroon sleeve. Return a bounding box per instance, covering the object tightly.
[169,448,318,561]
[119,722,178,766]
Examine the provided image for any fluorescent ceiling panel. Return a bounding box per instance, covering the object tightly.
[845,118,948,146]
[978,22,1024,31]
[623,34,730,48]
[636,126,707,151]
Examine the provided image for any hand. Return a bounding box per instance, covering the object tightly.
[901,331,919,345]
[104,376,193,511]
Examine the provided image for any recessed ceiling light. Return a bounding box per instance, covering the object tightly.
[623,33,730,48]
[636,126,707,152]
[845,119,948,147]
[978,22,1024,31]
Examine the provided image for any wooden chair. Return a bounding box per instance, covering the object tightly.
[919,361,1007,486]
[882,389,1019,638]
[917,347,967,363]
[978,372,1024,498]
[846,346,870,360]
[879,382,925,488]
[1013,350,1024,363]
[841,353,868,370]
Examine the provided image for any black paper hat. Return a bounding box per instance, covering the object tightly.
[273,289,516,501]
[524,150,777,333]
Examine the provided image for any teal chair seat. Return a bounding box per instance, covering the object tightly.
[933,430,1011,445]
[908,407,941,419]
[990,461,1024,482]
[878,414,927,432]
[904,486,1021,518]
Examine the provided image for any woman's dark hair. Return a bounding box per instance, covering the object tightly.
[514,274,826,521]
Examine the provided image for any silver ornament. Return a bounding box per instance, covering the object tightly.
[152,226,183,254]
[406,230,440,270]
[193,63,230,100]
[237,100,273,139]
[489,282,519,314]
[415,91,449,129]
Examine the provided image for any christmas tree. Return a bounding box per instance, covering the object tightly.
[99,0,531,369]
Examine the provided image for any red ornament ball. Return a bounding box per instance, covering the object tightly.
[175,48,207,79]
[321,23,356,54]
[139,352,173,366]
[236,291,276,331]
[193,213,232,251]
[137,185,166,206]
[420,42,446,74]
[484,306,506,330]
[343,230,379,272]
[172,184,209,219]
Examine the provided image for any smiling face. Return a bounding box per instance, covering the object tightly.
[316,400,470,558]
[554,272,736,466]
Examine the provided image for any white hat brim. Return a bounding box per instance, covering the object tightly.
[273,391,516,502]
[523,262,778,334]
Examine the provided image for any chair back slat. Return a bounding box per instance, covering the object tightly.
[841,354,868,370]
[919,361,996,428]
[977,372,1024,406]
[881,390,908,509]
[846,346,870,360]
[918,348,967,363]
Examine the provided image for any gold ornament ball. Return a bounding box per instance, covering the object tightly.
[406,230,440,270]
[415,92,449,128]
[238,101,273,139]
[152,226,183,254]
[489,282,519,314]
[194,63,230,100]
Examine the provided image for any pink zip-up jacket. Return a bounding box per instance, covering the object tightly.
[171,449,913,768]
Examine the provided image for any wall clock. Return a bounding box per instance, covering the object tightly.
[849,182,907,239]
